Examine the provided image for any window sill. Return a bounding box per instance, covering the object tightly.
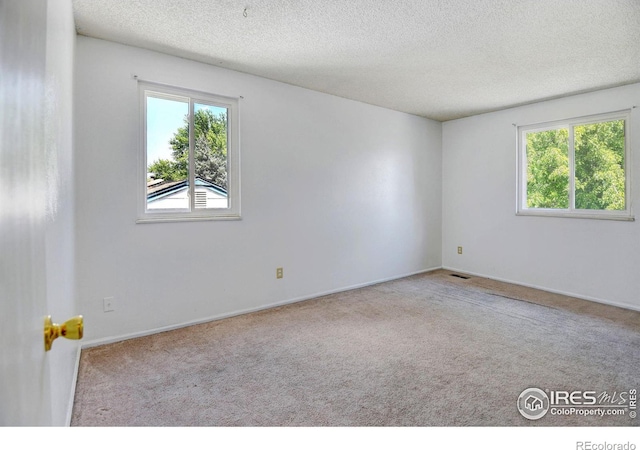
[136,213,241,224]
[516,210,634,222]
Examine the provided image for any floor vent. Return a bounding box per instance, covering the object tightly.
[450,273,470,280]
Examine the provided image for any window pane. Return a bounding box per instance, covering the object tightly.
[193,103,228,209]
[526,128,569,209]
[146,95,189,210]
[574,120,625,211]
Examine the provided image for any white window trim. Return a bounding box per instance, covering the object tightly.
[516,110,633,221]
[137,81,241,223]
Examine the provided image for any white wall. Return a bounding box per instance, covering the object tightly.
[75,37,442,342]
[443,83,640,311]
[45,0,78,425]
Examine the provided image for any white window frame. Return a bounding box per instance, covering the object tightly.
[137,81,240,223]
[516,110,632,221]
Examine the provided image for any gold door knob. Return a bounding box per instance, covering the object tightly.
[44,315,83,351]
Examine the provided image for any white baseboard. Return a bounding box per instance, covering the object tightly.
[442,266,640,313]
[81,266,442,349]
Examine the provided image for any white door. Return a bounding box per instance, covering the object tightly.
[0,0,54,425]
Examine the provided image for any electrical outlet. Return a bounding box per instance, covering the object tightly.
[276,267,283,279]
[103,296,115,312]
[457,246,463,255]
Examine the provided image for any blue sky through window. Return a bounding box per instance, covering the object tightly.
[147,96,227,167]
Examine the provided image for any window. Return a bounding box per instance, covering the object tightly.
[517,110,632,221]
[138,81,240,222]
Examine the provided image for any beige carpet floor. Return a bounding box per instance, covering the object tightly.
[71,270,640,426]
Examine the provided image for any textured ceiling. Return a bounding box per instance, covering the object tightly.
[72,0,640,121]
